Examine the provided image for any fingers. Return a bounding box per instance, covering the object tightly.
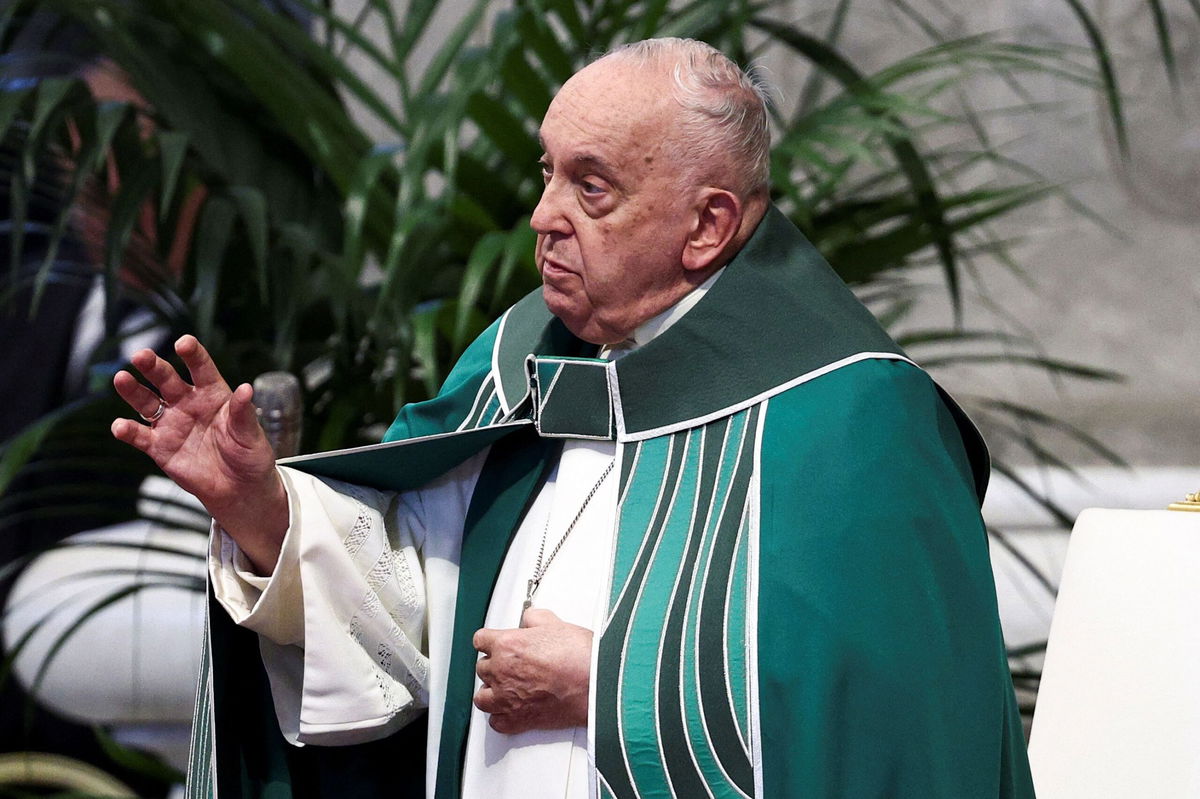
[473,685,499,713]
[176,334,228,390]
[227,383,265,442]
[488,713,523,735]
[129,348,192,404]
[473,627,497,656]
[476,652,495,684]
[113,369,167,419]
[111,417,152,453]
[473,688,522,731]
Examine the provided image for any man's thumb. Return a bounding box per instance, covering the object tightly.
[228,383,264,441]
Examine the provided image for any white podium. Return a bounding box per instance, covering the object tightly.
[1028,507,1200,798]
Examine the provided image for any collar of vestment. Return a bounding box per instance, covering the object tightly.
[492,204,905,441]
[282,204,985,503]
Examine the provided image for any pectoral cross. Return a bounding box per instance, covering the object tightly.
[523,577,540,613]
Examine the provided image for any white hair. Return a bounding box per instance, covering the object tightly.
[600,38,772,198]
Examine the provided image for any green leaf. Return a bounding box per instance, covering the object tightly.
[393,0,441,64]
[0,86,32,145]
[989,460,1073,528]
[191,195,236,339]
[415,0,491,98]
[229,185,270,300]
[93,725,185,785]
[753,17,965,318]
[100,156,158,280]
[157,131,190,219]
[989,528,1058,597]
[795,0,854,118]
[0,413,63,495]
[1147,0,1179,92]
[7,168,29,287]
[217,0,406,137]
[465,92,540,169]
[410,301,444,397]
[828,184,1052,284]
[500,48,555,122]
[543,0,587,47]
[342,143,403,270]
[492,219,537,311]
[516,12,576,85]
[630,0,673,41]
[455,231,507,348]
[974,397,1127,466]
[895,328,1022,348]
[89,101,134,173]
[919,353,1123,381]
[25,78,75,183]
[1058,0,1127,156]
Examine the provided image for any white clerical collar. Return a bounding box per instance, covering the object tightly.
[601,267,725,360]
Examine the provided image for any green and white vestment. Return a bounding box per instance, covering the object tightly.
[191,207,1034,799]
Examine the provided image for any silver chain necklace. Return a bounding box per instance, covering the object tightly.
[523,458,616,613]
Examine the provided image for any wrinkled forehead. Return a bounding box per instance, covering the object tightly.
[539,58,681,155]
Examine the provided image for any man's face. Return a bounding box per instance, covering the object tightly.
[532,59,699,345]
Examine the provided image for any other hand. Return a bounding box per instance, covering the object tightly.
[472,608,592,734]
[111,335,288,573]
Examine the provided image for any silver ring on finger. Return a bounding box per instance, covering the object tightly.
[140,397,168,426]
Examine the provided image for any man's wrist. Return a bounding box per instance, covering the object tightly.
[210,470,290,576]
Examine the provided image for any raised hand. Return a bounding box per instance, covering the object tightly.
[471,608,592,733]
[111,335,288,573]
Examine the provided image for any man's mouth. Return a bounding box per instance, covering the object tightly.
[540,256,576,280]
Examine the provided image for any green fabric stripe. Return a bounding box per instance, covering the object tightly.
[695,408,759,795]
[482,394,504,426]
[434,429,557,799]
[623,430,702,796]
[655,425,720,798]
[596,434,689,799]
[725,510,750,743]
[463,375,497,429]
[609,441,665,606]
[681,411,755,797]
[617,440,641,508]
[679,418,740,792]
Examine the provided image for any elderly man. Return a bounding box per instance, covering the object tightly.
[114,38,1033,799]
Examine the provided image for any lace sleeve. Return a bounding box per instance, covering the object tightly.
[209,467,432,746]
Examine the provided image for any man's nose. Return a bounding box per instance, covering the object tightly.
[530,180,571,236]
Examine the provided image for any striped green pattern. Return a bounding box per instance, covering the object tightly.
[185,602,216,799]
[455,374,507,431]
[596,406,761,799]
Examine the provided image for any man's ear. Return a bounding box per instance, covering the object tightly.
[682,189,742,272]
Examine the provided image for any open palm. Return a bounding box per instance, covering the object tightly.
[111,335,288,572]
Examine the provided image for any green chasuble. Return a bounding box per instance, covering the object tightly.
[189,207,1034,799]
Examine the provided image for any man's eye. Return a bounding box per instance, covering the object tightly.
[580,180,605,195]
[539,165,552,184]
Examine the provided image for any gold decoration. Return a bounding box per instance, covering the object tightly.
[1167,491,1200,512]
